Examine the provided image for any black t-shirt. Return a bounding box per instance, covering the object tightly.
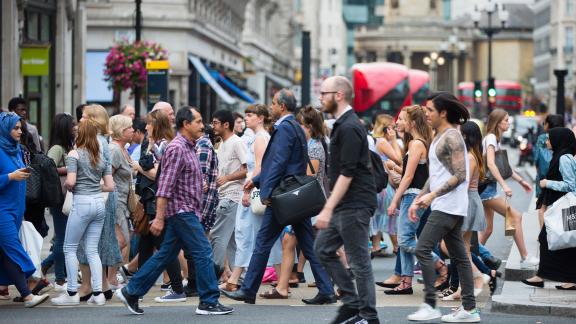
[328,109,377,211]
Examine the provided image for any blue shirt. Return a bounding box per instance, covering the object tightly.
[545,154,576,193]
[274,114,291,127]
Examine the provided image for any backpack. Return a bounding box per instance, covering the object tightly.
[29,152,64,207]
[369,150,388,192]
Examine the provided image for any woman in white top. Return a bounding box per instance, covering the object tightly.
[479,109,538,268]
[221,104,271,292]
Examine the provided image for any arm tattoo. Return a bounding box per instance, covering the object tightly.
[434,131,467,198]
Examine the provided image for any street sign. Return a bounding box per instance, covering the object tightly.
[146,60,170,111]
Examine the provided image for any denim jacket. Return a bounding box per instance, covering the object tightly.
[534,133,552,197]
[545,154,576,193]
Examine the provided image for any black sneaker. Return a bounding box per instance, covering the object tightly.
[160,282,172,291]
[331,305,359,324]
[195,302,234,315]
[184,285,199,297]
[115,288,144,315]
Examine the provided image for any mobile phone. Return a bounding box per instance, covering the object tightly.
[21,167,33,173]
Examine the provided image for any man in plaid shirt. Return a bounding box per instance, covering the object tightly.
[116,107,233,316]
[182,130,220,297]
[196,132,219,232]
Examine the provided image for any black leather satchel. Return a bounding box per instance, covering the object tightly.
[485,149,513,181]
[271,121,327,226]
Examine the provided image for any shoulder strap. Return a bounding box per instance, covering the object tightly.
[286,119,316,174]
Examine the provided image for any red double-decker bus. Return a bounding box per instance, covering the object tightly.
[352,62,410,121]
[408,69,431,106]
[457,80,522,115]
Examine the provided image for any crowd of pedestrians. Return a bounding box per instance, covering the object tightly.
[2,76,576,323]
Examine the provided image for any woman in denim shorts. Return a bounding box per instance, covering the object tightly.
[479,109,538,269]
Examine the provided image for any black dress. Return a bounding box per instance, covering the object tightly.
[536,129,576,283]
[537,226,576,283]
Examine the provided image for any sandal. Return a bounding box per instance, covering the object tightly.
[259,288,288,299]
[219,282,239,292]
[438,287,458,298]
[434,263,449,291]
[271,281,299,288]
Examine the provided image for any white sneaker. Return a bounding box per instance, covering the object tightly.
[24,294,49,308]
[441,306,481,323]
[407,303,442,321]
[520,255,539,269]
[51,292,80,306]
[87,293,106,306]
[53,282,68,293]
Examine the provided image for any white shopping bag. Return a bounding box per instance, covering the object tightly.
[544,192,576,251]
[18,221,43,278]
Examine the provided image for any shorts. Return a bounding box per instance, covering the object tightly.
[479,182,499,201]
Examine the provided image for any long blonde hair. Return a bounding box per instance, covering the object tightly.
[485,108,508,141]
[76,119,101,167]
[373,114,394,138]
[83,104,110,136]
[404,105,433,149]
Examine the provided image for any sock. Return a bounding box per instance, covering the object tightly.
[67,290,77,296]
[93,291,102,296]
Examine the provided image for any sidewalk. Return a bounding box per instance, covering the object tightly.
[491,165,576,317]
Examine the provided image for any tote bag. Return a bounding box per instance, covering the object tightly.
[544,192,576,251]
[19,221,43,279]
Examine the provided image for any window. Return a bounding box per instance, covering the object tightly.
[567,0,574,16]
[391,0,399,9]
[430,0,437,9]
[566,26,574,52]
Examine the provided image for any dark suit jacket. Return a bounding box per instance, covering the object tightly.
[253,115,307,201]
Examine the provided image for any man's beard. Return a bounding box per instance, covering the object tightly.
[322,98,338,114]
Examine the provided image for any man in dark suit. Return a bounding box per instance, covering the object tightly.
[222,89,334,305]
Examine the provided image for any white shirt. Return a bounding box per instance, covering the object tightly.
[429,128,469,216]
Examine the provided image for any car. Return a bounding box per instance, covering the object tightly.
[510,115,538,148]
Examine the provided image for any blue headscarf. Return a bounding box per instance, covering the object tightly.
[0,112,23,161]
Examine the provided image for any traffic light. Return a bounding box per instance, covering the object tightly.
[487,77,496,104]
[474,81,482,103]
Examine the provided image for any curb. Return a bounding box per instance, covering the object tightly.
[492,295,576,318]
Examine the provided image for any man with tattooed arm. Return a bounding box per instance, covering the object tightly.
[406,92,481,323]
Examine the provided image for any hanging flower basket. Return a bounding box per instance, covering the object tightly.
[104,40,168,96]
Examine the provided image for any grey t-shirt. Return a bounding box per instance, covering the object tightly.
[66,149,111,195]
[110,142,132,206]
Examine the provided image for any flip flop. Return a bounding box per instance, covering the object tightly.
[259,288,288,299]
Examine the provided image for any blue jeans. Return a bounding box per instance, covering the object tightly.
[49,207,67,282]
[478,244,492,259]
[398,194,424,277]
[125,212,219,305]
[241,207,333,298]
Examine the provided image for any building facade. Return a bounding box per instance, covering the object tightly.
[1,0,79,142]
[241,0,296,106]
[533,0,576,113]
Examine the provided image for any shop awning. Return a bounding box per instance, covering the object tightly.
[188,55,236,105]
[209,70,256,104]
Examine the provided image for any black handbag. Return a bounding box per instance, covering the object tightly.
[485,149,512,181]
[271,121,327,226]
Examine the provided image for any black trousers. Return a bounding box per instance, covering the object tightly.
[137,222,183,294]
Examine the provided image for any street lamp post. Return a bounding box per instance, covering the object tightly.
[472,0,509,114]
[423,52,445,91]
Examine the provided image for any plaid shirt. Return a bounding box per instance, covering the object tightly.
[156,134,202,218]
[195,135,219,228]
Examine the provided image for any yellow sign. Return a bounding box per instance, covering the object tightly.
[146,60,170,70]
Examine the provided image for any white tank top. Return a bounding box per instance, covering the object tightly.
[429,128,470,216]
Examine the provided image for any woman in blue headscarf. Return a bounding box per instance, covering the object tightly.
[0,111,49,307]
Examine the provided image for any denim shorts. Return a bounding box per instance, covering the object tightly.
[479,182,499,201]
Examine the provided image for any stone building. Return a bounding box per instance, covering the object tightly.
[533,0,576,112]
[1,0,80,141]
